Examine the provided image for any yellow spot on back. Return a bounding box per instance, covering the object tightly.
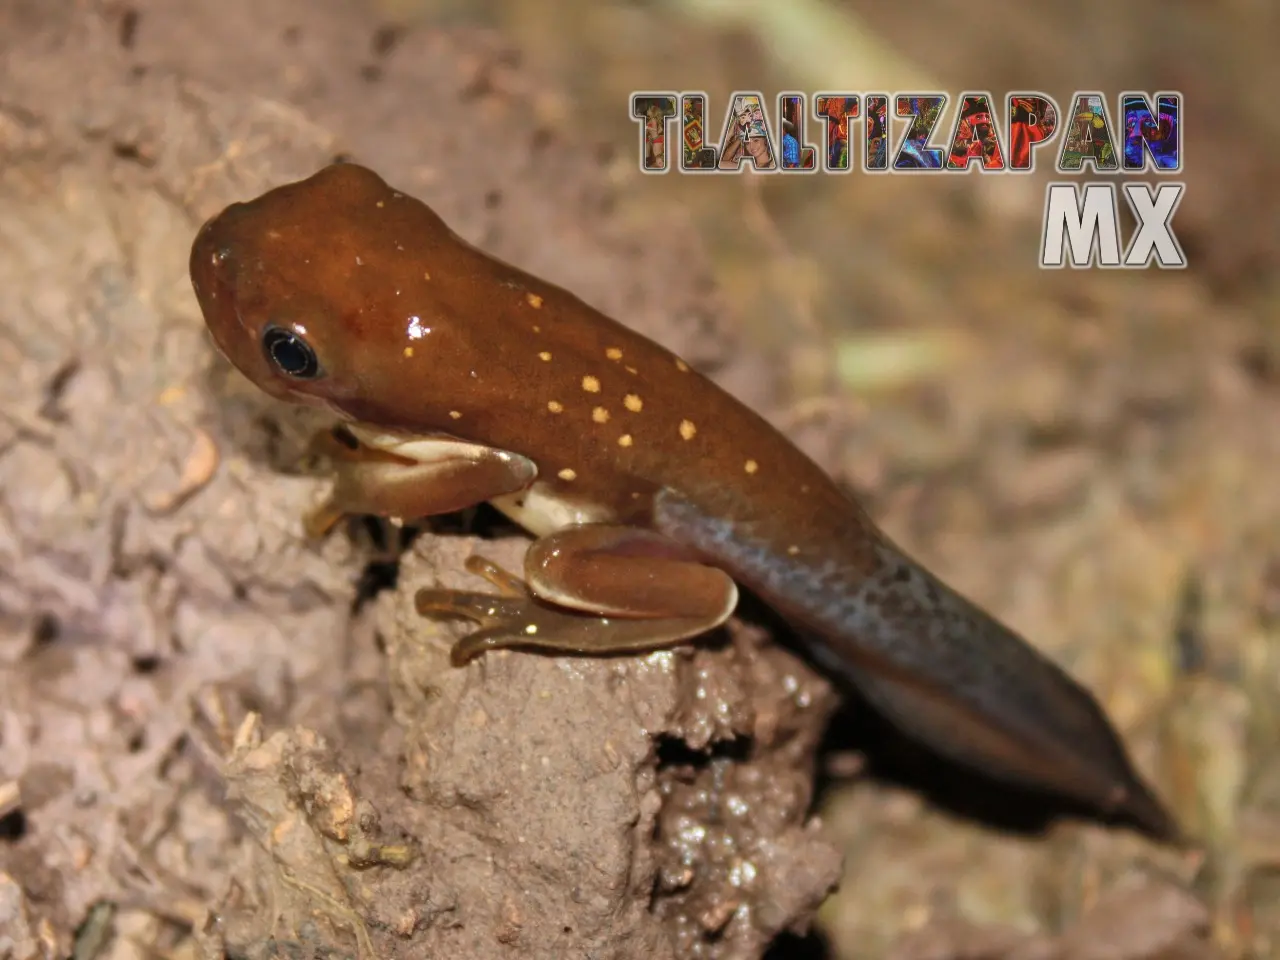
[532,324,541,333]
[744,459,759,474]
[787,545,800,556]
[592,407,610,423]
[582,375,601,393]
[679,420,696,440]
[525,624,538,635]
[558,468,577,481]
[624,394,643,412]
[539,351,552,361]
[675,358,690,372]
[403,346,414,358]
[547,401,564,413]
[526,293,544,309]
[423,270,431,281]
[625,366,638,375]
[606,348,623,360]
[376,200,385,208]
[618,434,633,447]
[449,410,463,420]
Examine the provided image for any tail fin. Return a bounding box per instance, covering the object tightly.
[842,653,1179,841]
[813,541,1179,842]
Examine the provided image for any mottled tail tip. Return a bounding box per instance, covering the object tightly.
[1117,779,1184,847]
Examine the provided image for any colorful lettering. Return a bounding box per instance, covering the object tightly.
[716,92,778,172]
[893,95,947,170]
[773,94,814,171]
[680,94,717,171]
[946,93,1006,170]
[642,92,1182,183]
[1008,94,1059,172]
[1121,92,1181,171]
[813,95,859,172]
[631,94,677,173]
[777,94,818,171]
[864,95,888,171]
[1057,93,1118,172]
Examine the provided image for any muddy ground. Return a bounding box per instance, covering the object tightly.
[1,0,1277,958]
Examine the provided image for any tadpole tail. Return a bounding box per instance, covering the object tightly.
[804,539,1180,842]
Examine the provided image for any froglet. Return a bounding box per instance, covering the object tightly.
[190,162,1177,841]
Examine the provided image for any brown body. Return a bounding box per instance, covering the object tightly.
[191,163,1178,841]
[192,164,850,532]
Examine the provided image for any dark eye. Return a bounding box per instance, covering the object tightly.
[262,325,322,380]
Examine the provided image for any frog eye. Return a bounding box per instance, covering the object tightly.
[262,325,323,380]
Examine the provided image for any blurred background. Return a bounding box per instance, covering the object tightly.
[364,1,1280,957]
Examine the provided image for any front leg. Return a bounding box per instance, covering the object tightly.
[415,525,739,666]
[304,428,537,536]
